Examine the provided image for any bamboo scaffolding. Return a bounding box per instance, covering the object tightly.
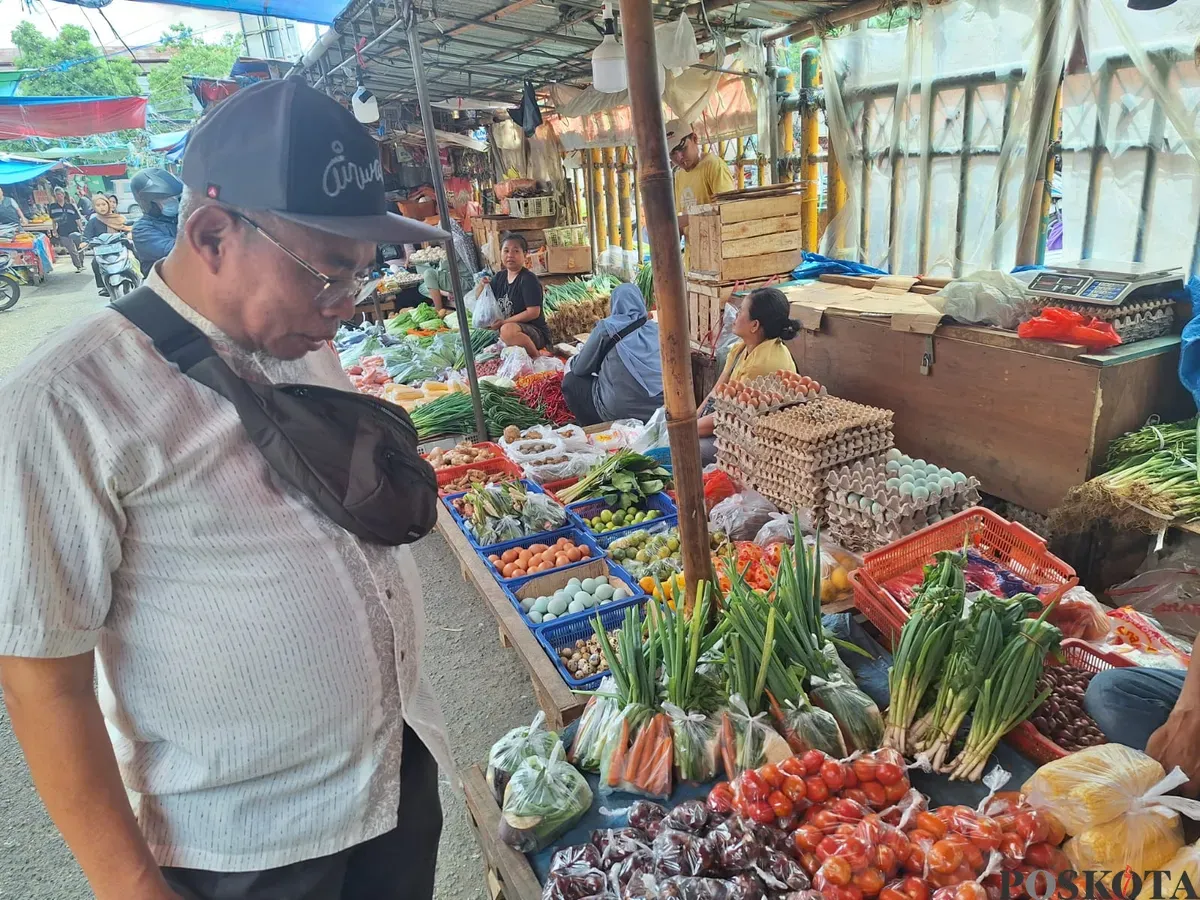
[591,148,608,253]
[618,147,634,251]
[603,146,621,252]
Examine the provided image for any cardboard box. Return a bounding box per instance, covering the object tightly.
[547,245,592,274]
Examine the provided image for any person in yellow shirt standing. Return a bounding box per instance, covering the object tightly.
[666,119,734,233]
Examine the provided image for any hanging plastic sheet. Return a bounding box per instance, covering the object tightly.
[820,0,1072,276]
[0,95,147,140]
[1057,0,1200,276]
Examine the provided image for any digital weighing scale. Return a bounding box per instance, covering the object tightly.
[1026,261,1183,306]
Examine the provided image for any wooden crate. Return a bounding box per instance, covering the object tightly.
[687,192,805,282]
[685,275,777,345]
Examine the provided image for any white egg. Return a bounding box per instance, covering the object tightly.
[612,587,631,601]
[528,610,543,623]
[542,612,557,621]
[594,583,615,602]
[568,599,586,614]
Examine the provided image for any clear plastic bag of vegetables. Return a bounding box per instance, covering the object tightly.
[664,701,720,785]
[766,690,847,758]
[520,492,567,535]
[486,711,560,803]
[476,514,524,546]
[807,670,884,752]
[715,694,792,781]
[1064,803,1186,875]
[499,743,593,853]
[598,704,674,799]
[569,677,622,773]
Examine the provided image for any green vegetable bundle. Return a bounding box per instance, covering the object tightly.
[407,383,545,440]
[557,450,671,505]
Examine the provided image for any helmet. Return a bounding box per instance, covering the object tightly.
[131,168,183,218]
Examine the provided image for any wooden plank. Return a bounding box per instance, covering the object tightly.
[719,193,803,225]
[714,182,805,201]
[1079,334,1182,366]
[436,507,585,729]
[1092,347,1191,478]
[721,215,802,241]
[723,229,804,259]
[461,765,543,900]
[936,323,1088,361]
[718,248,805,282]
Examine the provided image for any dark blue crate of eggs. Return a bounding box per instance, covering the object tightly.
[536,597,646,690]
[441,480,569,552]
[567,492,677,541]
[504,557,644,631]
[477,527,605,586]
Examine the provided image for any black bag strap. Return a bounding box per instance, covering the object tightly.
[592,315,647,368]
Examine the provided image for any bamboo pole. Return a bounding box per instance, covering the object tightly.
[633,148,644,264]
[584,151,600,272]
[800,48,820,252]
[1036,83,1063,267]
[591,148,608,253]
[1015,0,1063,266]
[618,147,634,251]
[619,0,709,611]
[736,136,746,189]
[603,146,620,251]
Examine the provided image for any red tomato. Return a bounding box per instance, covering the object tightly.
[877,762,905,786]
[1014,811,1049,845]
[1022,842,1057,869]
[799,850,821,875]
[961,843,985,873]
[855,757,880,783]
[904,847,926,875]
[818,835,846,862]
[840,836,872,871]
[969,817,1002,852]
[827,886,866,900]
[844,765,860,790]
[998,832,1027,862]
[915,811,948,839]
[845,788,872,808]
[956,884,989,900]
[760,762,785,788]
[782,774,809,804]
[823,760,848,792]
[781,756,808,778]
[882,887,910,900]
[806,775,832,803]
[833,797,868,823]
[1042,811,1066,847]
[811,808,841,832]
[823,857,854,887]
[885,780,912,803]
[794,824,824,853]
[741,769,770,802]
[994,814,1017,834]
[875,845,900,878]
[909,828,936,848]
[928,840,964,875]
[707,782,735,814]
[770,790,795,819]
[747,800,776,825]
[803,749,829,775]
[856,868,887,897]
[862,781,890,809]
[902,875,932,900]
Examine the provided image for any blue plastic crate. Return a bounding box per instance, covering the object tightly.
[594,519,682,585]
[644,446,672,467]
[442,480,568,552]
[535,598,646,690]
[504,557,645,632]
[477,527,605,586]
[568,492,677,540]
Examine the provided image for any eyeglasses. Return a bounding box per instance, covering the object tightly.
[233,211,377,308]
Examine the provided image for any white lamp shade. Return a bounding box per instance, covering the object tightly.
[592,33,627,93]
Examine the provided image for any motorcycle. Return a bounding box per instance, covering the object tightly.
[0,252,20,312]
[87,232,141,298]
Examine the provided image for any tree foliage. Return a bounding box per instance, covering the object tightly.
[147,24,242,127]
[12,22,140,97]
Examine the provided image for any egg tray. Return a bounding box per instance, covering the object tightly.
[712,385,827,422]
[1048,299,1176,344]
[826,497,979,553]
[756,430,895,472]
[755,397,894,443]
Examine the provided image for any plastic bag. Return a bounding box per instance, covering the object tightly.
[1017,307,1121,350]
[592,827,651,866]
[754,513,795,548]
[931,269,1030,330]
[1064,806,1184,875]
[1108,567,1200,644]
[1101,607,1192,668]
[498,345,535,381]
[533,355,566,373]
[1045,585,1111,642]
[709,490,778,543]
[500,744,593,852]
[541,862,607,900]
[504,434,567,464]
[714,303,740,372]
[473,281,503,328]
[521,492,567,535]
[664,702,720,785]
[569,677,622,772]
[486,711,560,802]
[716,695,792,781]
[476,514,524,546]
[766,692,847,758]
[807,671,884,753]
[656,14,700,74]
[1161,839,1200,890]
[653,829,718,878]
[524,452,606,486]
[600,706,674,800]
[554,423,591,453]
[632,407,669,454]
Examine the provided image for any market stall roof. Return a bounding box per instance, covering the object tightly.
[294,0,875,105]
[0,156,61,185]
[0,96,148,140]
[46,0,345,25]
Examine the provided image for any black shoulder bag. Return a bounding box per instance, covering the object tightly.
[112,287,438,546]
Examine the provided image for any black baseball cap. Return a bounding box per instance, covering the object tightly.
[181,79,448,244]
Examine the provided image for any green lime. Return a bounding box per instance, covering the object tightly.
[600,509,613,523]
[668,537,680,551]
[635,550,650,563]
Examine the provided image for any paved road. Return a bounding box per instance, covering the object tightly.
[0,270,539,899]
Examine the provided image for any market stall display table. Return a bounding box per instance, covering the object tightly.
[0,233,53,282]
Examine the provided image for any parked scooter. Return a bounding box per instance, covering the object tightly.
[87,232,141,298]
[0,252,20,312]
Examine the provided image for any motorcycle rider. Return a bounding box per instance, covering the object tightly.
[130,168,182,274]
[82,195,132,297]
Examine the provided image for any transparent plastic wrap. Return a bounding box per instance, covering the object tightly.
[486,711,560,802]
[753,513,795,548]
[499,744,593,853]
[1161,839,1200,891]
[716,695,792,781]
[498,345,536,381]
[767,692,848,758]
[656,876,741,900]
[631,407,669,454]
[807,670,884,753]
[1064,807,1183,875]
[1021,744,1167,833]
[591,827,651,867]
[652,829,718,878]
[473,281,502,328]
[555,423,592,453]
[664,702,720,785]
[1045,585,1111,642]
[477,514,524,546]
[540,863,608,900]
[708,490,778,543]
[569,679,622,772]
[525,452,607,486]
[521,493,568,535]
[599,704,673,800]
[503,434,566,465]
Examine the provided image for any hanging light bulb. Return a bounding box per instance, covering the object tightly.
[352,73,379,124]
[591,2,627,93]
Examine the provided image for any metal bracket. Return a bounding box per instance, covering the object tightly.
[920,336,935,376]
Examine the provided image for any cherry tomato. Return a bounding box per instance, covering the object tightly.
[856,868,887,897]
[998,832,1027,862]
[956,884,988,900]
[794,824,824,853]
[969,817,1002,852]
[741,769,770,802]
[845,788,872,808]
[885,779,911,803]
[960,842,984,873]
[902,875,932,900]
[781,773,808,802]
[1023,842,1057,869]
[1042,811,1066,847]
[827,886,866,900]
[904,846,926,875]
[803,749,829,775]
[747,799,776,825]
[823,760,848,792]
[881,887,910,900]
[769,790,795,819]
[862,781,890,809]
[811,808,841,832]
[1014,810,1049,845]
[877,762,905,786]
[915,811,948,839]
[799,850,821,875]
[707,782,735,814]
[855,757,880,783]
[994,814,1017,834]
[760,762,785,788]
[833,797,868,822]
[841,836,872,871]
[823,857,854,887]
[875,845,900,878]
[818,835,847,862]
[927,840,964,875]
[844,765,860,790]
[806,775,831,803]
[780,756,808,778]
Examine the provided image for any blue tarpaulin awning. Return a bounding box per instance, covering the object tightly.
[50,0,347,25]
[0,157,60,185]
[149,130,189,151]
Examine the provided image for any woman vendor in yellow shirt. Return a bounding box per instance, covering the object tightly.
[697,287,800,463]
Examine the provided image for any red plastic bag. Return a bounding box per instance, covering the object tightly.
[1017,307,1121,350]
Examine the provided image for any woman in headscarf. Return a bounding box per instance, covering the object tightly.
[562,283,664,426]
[82,194,131,296]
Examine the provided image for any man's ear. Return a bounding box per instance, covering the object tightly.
[184,206,240,275]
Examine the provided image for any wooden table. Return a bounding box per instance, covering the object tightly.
[461,764,542,900]
[791,313,1193,515]
[436,506,587,730]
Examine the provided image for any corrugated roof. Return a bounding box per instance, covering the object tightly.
[303,0,867,105]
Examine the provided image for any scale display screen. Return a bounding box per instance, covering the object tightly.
[1029,273,1090,295]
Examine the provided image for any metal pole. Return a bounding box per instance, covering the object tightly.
[405,14,488,441]
[619,0,709,611]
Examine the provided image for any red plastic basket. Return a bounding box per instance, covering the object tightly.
[435,457,523,496]
[849,568,908,651]
[1004,638,1133,764]
[426,442,506,483]
[542,477,579,504]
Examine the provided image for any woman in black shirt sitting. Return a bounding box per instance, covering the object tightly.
[486,232,551,358]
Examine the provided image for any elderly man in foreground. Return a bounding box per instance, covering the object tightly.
[0,79,453,900]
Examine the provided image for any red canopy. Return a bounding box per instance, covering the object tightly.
[0,96,147,140]
[67,163,128,177]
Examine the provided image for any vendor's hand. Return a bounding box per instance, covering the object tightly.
[437,307,453,318]
[1146,710,1200,797]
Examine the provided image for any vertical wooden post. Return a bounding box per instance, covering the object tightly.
[618,147,634,251]
[1036,84,1063,267]
[590,148,608,252]
[736,136,746,189]
[800,48,820,253]
[632,147,644,263]
[1015,0,1063,266]
[619,0,709,610]
[584,150,600,272]
[603,146,620,251]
